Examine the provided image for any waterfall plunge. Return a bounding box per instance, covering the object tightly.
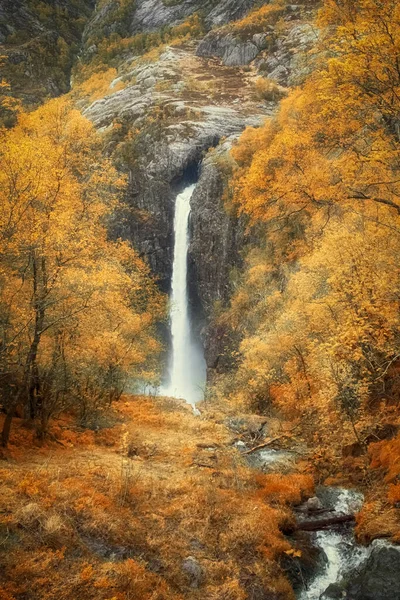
[162,184,206,405]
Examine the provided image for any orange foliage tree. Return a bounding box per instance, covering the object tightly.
[0,98,164,445]
[212,0,400,460]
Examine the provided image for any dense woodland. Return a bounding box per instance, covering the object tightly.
[216,0,400,522]
[1,0,400,599]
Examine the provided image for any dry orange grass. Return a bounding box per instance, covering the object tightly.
[256,473,314,505]
[352,433,400,544]
[369,434,400,484]
[356,500,400,544]
[0,396,311,600]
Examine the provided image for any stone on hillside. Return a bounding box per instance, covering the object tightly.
[197,31,261,66]
[182,556,204,588]
[305,496,324,512]
[346,544,400,600]
[253,33,268,49]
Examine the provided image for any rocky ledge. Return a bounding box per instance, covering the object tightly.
[322,542,400,600]
[84,43,272,302]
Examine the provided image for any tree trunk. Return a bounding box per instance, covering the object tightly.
[24,254,47,417]
[1,389,21,447]
[294,514,355,532]
[36,409,49,442]
[2,254,48,447]
[1,403,16,447]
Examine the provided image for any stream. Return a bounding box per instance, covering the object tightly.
[296,485,400,599]
[245,448,400,600]
[298,488,367,600]
[162,185,400,598]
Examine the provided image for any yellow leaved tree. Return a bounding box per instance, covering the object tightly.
[0,98,164,445]
[213,0,400,462]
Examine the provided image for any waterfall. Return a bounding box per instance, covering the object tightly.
[161,184,206,405]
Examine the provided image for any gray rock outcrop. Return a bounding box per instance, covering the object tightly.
[182,556,204,588]
[197,4,318,80]
[83,0,260,46]
[348,543,400,600]
[258,22,318,86]
[106,0,260,37]
[197,31,267,66]
[189,141,241,313]
[189,140,245,365]
[321,542,400,600]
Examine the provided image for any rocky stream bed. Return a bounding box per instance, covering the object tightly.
[230,422,400,600]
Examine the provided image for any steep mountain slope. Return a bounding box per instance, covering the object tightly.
[85,0,261,41]
[0,0,95,105]
[0,0,318,366]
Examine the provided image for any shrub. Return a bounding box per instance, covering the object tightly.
[257,473,314,505]
[254,77,287,102]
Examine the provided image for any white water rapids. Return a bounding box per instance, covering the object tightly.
[161,184,206,405]
[299,489,367,600]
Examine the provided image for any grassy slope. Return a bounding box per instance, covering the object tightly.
[0,397,316,600]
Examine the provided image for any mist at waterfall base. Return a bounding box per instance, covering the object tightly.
[159,183,206,405]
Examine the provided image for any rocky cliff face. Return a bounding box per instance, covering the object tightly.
[83,43,272,297]
[84,0,260,42]
[129,0,259,31]
[197,3,318,78]
[189,141,245,369]
[80,2,318,371]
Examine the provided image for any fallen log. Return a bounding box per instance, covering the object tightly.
[295,514,355,532]
[294,507,335,516]
[243,436,285,455]
[243,424,301,455]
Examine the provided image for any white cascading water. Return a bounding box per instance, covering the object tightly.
[161,184,206,405]
[300,489,368,600]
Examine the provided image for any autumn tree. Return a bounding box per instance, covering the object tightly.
[232,0,400,224]
[0,98,164,445]
[212,0,400,458]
